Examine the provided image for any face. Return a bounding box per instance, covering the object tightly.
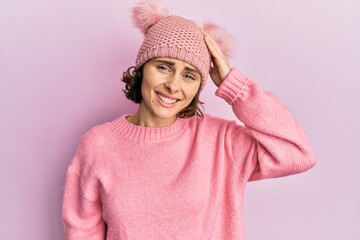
[138,57,202,126]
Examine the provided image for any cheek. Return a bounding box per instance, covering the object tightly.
[183,91,199,104]
[140,81,152,104]
[186,84,201,99]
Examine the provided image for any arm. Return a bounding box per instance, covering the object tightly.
[216,68,316,181]
[202,28,316,181]
[62,132,106,239]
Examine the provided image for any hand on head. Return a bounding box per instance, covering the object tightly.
[201,28,232,87]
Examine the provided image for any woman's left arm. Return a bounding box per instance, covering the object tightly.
[202,29,317,181]
[217,68,317,181]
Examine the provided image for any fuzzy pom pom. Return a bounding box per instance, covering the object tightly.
[131,0,169,34]
[203,22,235,58]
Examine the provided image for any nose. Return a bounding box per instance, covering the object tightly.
[164,74,181,93]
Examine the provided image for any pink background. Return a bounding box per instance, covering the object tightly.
[1,0,359,239]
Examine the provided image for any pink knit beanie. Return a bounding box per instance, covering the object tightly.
[131,0,234,87]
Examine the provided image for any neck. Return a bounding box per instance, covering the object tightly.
[111,114,187,143]
[127,106,177,128]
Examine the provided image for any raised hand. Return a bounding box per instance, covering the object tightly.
[201,28,232,87]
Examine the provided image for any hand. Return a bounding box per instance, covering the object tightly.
[201,28,232,87]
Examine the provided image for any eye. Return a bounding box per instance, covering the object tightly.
[157,65,171,72]
[184,74,196,80]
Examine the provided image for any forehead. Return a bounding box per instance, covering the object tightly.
[151,57,198,71]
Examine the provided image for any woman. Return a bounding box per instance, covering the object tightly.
[62,1,316,239]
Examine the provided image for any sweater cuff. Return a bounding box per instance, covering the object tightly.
[215,68,249,105]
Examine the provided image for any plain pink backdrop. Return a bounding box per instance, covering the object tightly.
[1,0,359,239]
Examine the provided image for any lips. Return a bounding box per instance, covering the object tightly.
[155,92,180,105]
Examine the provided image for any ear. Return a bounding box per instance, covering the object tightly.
[131,0,170,34]
[203,22,235,58]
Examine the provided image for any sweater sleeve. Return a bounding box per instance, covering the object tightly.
[62,131,106,239]
[215,68,317,181]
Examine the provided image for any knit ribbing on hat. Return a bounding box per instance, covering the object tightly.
[135,15,211,85]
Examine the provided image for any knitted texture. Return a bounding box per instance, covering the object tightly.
[62,68,316,239]
[135,15,211,85]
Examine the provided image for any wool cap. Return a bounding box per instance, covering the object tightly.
[135,15,211,84]
[131,0,234,88]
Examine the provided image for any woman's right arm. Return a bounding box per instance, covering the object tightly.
[62,132,106,239]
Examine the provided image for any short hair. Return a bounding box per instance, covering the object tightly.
[121,64,204,118]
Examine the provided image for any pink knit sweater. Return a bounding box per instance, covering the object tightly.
[62,68,316,239]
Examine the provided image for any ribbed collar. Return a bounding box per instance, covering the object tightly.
[109,114,188,143]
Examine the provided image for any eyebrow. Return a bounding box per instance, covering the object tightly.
[184,66,199,74]
[152,59,200,74]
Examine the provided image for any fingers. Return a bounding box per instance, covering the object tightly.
[201,28,224,60]
[201,28,232,85]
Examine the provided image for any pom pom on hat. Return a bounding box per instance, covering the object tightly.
[131,0,169,34]
[203,22,235,58]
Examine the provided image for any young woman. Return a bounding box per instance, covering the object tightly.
[62,1,316,239]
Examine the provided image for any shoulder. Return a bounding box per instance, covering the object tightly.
[186,113,239,132]
[68,120,115,172]
[77,120,116,154]
[81,122,108,142]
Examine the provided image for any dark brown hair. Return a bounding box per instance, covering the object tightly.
[122,64,204,118]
